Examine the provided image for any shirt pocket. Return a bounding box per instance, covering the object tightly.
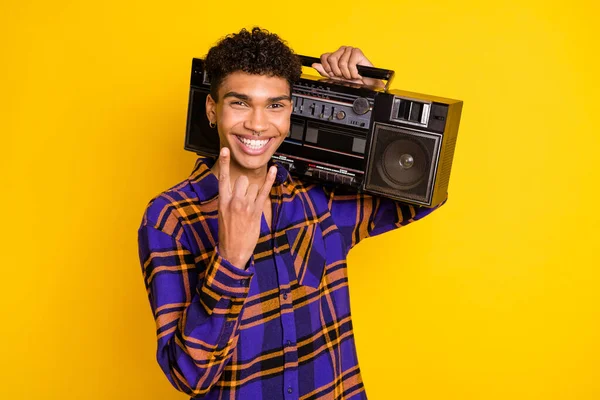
[285,221,326,289]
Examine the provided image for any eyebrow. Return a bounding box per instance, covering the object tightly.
[222,91,292,102]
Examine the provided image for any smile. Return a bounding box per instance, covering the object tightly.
[235,135,272,150]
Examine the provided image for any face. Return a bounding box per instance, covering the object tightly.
[205,71,292,173]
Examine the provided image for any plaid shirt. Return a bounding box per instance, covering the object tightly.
[137,157,447,399]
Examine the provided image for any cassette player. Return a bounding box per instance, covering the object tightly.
[184,55,462,207]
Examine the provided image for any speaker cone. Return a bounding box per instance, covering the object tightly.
[376,138,430,190]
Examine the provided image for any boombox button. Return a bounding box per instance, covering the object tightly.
[336,111,346,120]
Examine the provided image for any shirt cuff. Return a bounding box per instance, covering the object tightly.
[198,247,254,314]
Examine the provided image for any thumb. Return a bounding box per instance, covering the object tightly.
[311,63,330,78]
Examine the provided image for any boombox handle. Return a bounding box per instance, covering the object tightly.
[298,55,395,91]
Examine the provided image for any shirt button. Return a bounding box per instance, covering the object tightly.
[287,340,292,346]
[287,387,293,394]
[239,279,245,287]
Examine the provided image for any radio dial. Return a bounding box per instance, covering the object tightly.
[335,110,346,120]
[352,97,370,115]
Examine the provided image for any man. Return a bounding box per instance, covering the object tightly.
[138,27,446,399]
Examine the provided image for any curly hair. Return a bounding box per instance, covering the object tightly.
[204,27,302,101]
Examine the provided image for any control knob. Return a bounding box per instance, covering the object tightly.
[352,97,370,115]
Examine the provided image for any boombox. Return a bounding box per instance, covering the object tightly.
[184,56,463,207]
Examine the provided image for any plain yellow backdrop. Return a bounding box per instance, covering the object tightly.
[1,0,599,399]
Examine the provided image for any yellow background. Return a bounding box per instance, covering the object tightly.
[2,0,599,399]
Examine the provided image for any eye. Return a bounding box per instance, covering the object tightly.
[268,103,285,109]
[230,101,247,107]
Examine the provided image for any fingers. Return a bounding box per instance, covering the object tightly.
[349,47,373,67]
[318,47,384,87]
[325,46,345,77]
[347,48,383,87]
[218,147,232,202]
[311,63,330,78]
[347,48,365,80]
[338,46,353,80]
[233,175,249,199]
[246,183,259,202]
[319,53,332,75]
[255,165,277,208]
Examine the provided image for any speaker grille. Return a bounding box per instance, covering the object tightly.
[365,123,441,205]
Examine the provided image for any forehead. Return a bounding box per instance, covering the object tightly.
[218,71,290,99]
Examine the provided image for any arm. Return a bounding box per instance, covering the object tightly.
[138,222,253,396]
[138,149,276,396]
[326,186,448,252]
[313,47,447,250]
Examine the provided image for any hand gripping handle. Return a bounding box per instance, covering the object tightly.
[298,54,395,88]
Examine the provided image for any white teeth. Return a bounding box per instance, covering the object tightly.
[238,136,269,149]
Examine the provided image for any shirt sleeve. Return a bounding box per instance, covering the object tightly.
[326,186,448,252]
[137,223,253,397]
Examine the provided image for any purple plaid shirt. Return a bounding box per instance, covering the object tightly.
[137,157,446,399]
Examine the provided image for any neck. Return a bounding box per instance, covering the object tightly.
[211,157,269,189]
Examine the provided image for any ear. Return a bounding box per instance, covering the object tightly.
[205,94,217,124]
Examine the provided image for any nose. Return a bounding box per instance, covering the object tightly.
[243,108,269,133]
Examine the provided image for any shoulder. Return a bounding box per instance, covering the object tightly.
[281,174,365,227]
[284,174,373,209]
[285,175,333,206]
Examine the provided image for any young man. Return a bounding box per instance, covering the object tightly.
[138,27,446,399]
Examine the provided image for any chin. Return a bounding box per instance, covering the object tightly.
[235,154,272,171]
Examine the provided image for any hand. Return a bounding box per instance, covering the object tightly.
[311,46,385,88]
[216,147,277,270]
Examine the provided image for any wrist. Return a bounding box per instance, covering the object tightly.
[218,247,249,270]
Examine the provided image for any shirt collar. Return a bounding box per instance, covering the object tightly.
[188,156,292,204]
